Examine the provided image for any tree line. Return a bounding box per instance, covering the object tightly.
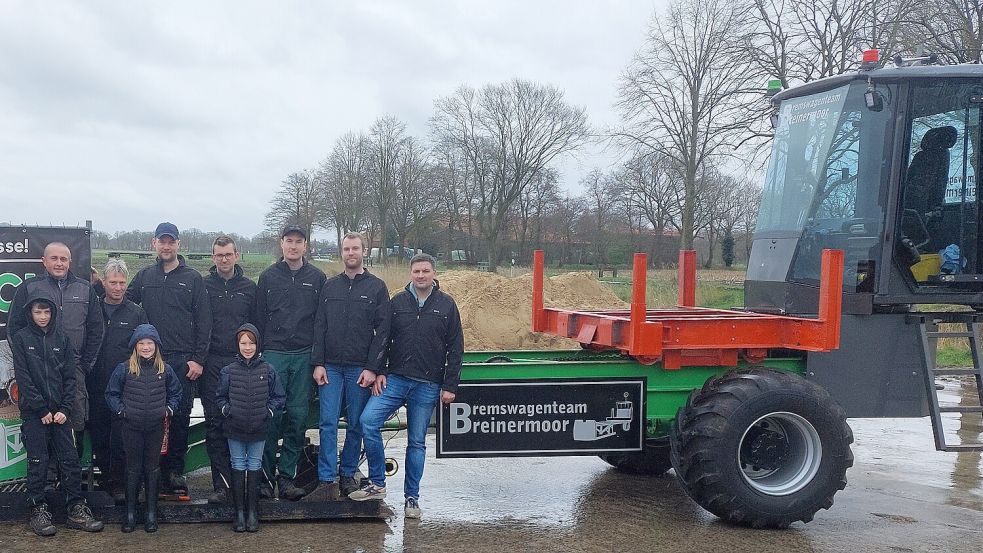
[265,0,983,270]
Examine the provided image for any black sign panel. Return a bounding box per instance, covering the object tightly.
[438,377,645,458]
[0,226,91,341]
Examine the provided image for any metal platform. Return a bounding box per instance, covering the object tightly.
[0,488,392,523]
[532,249,844,368]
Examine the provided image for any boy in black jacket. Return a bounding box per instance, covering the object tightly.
[10,292,104,536]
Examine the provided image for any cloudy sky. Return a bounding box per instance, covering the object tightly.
[0,1,660,239]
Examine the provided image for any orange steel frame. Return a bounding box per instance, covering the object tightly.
[532,249,844,369]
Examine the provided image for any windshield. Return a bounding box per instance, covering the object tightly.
[756,81,896,290]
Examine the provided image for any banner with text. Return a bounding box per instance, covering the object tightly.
[438,378,645,458]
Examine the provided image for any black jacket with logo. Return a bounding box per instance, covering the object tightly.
[204,265,256,358]
[9,293,78,418]
[8,270,104,371]
[385,281,464,393]
[89,299,147,412]
[126,255,211,364]
[312,270,390,371]
[254,259,326,352]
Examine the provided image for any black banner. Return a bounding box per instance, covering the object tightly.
[0,226,92,341]
[438,378,645,458]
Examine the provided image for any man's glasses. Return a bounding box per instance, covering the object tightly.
[212,253,236,260]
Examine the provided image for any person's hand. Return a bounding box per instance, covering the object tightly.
[357,369,376,388]
[441,391,456,405]
[372,374,387,396]
[53,412,67,424]
[187,360,203,380]
[41,412,54,425]
[313,365,328,386]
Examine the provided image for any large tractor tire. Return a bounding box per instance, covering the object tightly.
[670,368,853,528]
[599,437,672,475]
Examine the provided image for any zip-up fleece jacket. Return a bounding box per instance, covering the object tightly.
[215,323,286,442]
[9,293,78,418]
[384,281,464,393]
[126,255,211,364]
[8,270,104,372]
[204,264,256,357]
[254,258,326,352]
[89,299,147,412]
[311,270,390,371]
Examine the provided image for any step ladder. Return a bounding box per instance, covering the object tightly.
[908,312,983,451]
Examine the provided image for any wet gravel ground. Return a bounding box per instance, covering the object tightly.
[1,383,981,552]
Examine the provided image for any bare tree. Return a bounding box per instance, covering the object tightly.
[432,79,590,270]
[264,169,328,248]
[368,115,407,261]
[581,169,612,266]
[321,131,371,249]
[618,0,757,250]
[390,136,433,253]
[903,0,983,63]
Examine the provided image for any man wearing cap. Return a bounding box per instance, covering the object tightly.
[201,235,256,504]
[126,222,211,495]
[8,242,105,451]
[254,225,326,500]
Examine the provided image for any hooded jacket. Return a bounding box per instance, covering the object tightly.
[7,269,104,372]
[385,280,464,392]
[89,298,147,414]
[9,292,78,417]
[312,270,390,371]
[126,255,211,364]
[215,323,286,442]
[204,264,257,358]
[254,258,326,352]
[104,324,182,429]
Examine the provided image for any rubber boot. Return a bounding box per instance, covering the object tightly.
[231,470,246,533]
[144,468,159,533]
[246,470,261,532]
[121,470,141,533]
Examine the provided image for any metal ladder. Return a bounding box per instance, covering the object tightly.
[910,312,983,451]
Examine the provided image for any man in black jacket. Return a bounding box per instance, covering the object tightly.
[350,254,463,519]
[11,292,104,536]
[87,258,147,501]
[254,225,326,500]
[125,222,211,494]
[202,235,256,503]
[8,242,104,440]
[310,232,390,498]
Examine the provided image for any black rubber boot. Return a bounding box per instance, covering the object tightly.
[144,469,159,533]
[246,470,261,532]
[121,470,140,533]
[231,470,246,533]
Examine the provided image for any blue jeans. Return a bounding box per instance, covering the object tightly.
[317,364,371,482]
[228,439,265,471]
[360,374,440,499]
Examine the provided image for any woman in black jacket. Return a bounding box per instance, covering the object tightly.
[216,323,285,532]
[105,324,181,533]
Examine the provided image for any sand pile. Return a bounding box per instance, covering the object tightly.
[437,270,627,351]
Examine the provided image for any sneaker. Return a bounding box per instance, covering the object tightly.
[207,488,228,504]
[29,504,56,537]
[66,503,105,532]
[339,476,359,497]
[404,497,422,519]
[348,482,386,501]
[277,476,305,501]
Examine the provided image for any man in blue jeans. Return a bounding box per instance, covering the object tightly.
[310,232,390,499]
[350,254,463,519]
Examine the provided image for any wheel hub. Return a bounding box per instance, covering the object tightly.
[738,412,822,496]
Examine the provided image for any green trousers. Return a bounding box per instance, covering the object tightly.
[262,349,314,479]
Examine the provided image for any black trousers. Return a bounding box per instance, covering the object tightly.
[202,354,235,490]
[22,415,84,507]
[122,423,165,475]
[161,352,195,476]
[87,400,125,483]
